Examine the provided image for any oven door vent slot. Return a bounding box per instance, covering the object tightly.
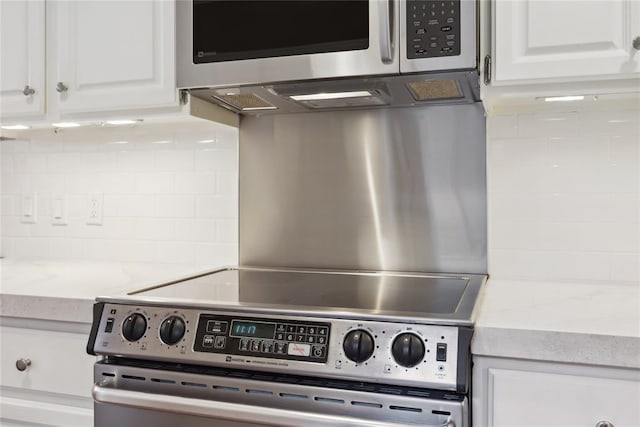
[121,375,145,381]
[432,410,452,416]
[279,393,308,400]
[212,385,240,392]
[246,389,274,396]
[314,397,345,405]
[351,401,383,408]
[101,372,115,377]
[181,381,207,388]
[390,405,423,413]
[151,378,176,384]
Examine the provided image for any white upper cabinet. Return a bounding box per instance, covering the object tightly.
[52,0,178,115]
[0,0,180,123]
[0,0,46,119]
[493,0,640,84]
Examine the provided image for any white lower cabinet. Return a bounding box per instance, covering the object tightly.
[473,356,640,427]
[0,323,95,426]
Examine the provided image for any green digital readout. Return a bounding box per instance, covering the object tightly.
[229,320,275,339]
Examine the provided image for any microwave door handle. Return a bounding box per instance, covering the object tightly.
[93,383,454,427]
[379,0,395,63]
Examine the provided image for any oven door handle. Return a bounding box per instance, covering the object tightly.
[379,0,395,63]
[92,383,455,427]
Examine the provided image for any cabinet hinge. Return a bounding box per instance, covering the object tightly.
[179,89,190,105]
[483,55,492,85]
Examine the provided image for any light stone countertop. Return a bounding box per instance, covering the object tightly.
[2,260,639,369]
[0,258,212,324]
[472,278,640,369]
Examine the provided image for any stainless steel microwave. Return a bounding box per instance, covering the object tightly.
[177,0,478,90]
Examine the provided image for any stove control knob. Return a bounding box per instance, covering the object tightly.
[122,313,147,342]
[159,316,186,345]
[342,329,374,363]
[391,333,425,368]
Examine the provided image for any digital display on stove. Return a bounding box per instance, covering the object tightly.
[230,320,275,339]
[194,314,331,363]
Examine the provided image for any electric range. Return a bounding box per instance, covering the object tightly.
[88,266,486,427]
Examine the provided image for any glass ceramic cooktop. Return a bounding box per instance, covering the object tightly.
[132,268,477,318]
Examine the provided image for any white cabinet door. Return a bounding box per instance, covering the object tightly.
[0,0,45,119]
[473,357,640,427]
[51,0,178,116]
[0,324,95,426]
[0,326,95,398]
[493,0,640,84]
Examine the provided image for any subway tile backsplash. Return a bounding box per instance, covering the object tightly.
[2,108,637,284]
[488,108,640,283]
[0,122,239,268]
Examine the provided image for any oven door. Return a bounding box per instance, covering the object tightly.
[177,0,399,89]
[93,360,466,427]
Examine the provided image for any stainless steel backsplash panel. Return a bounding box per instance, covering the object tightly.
[239,104,486,274]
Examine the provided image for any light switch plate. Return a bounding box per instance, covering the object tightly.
[52,194,68,225]
[20,193,37,224]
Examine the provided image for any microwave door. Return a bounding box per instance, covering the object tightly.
[400,0,477,73]
[177,0,400,89]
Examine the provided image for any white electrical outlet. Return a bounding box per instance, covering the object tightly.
[52,194,68,225]
[20,193,37,224]
[86,193,103,225]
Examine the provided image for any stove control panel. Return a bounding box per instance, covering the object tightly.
[89,302,469,391]
[193,314,330,363]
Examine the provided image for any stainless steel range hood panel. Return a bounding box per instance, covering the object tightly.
[190,71,480,115]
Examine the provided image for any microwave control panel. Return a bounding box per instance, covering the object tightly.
[407,0,461,59]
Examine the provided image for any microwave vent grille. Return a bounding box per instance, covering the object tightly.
[213,94,277,111]
[407,80,463,101]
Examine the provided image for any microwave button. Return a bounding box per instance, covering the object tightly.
[446,34,455,40]
[428,19,439,25]
[416,28,426,35]
[413,44,422,49]
[413,38,421,43]
[447,17,455,24]
[430,42,438,48]
[413,20,422,27]
[415,49,427,56]
[441,47,452,53]
[446,41,455,46]
[441,26,452,32]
